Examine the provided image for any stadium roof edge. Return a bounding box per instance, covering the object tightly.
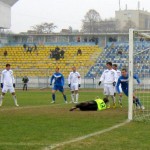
[11,32,129,36]
[0,0,19,6]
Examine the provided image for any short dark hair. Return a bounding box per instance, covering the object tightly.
[113,64,117,67]
[103,98,109,104]
[6,64,10,67]
[106,62,112,66]
[121,68,127,72]
[56,67,59,70]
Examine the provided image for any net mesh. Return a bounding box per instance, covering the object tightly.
[133,30,150,121]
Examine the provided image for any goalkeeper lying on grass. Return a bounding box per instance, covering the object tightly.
[70,97,109,111]
[116,68,145,110]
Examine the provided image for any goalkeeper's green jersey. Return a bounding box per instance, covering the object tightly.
[94,99,106,110]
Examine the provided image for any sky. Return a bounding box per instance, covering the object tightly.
[10,0,149,33]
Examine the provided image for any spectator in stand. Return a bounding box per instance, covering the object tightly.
[77,48,82,56]
[27,46,32,53]
[60,48,65,59]
[4,50,8,57]
[23,43,27,51]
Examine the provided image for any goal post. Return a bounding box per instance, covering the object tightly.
[129,29,150,121]
[128,29,134,120]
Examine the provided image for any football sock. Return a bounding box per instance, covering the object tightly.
[75,93,79,102]
[52,94,55,101]
[71,94,75,102]
[135,98,142,107]
[63,95,67,101]
[12,95,18,105]
[0,95,4,106]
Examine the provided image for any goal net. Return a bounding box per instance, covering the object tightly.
[129,29,150,121]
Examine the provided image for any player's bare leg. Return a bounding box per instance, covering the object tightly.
[12,92,19,107]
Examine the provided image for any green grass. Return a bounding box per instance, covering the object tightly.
[0,89,149,150]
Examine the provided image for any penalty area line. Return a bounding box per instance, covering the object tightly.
[44,120,130,150]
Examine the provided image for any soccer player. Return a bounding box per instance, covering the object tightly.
[69,97,109,111]
[50,67,67,104]
[22,76,29,91]
[98,62,117,108]
[68,66,81,103]
[116,68,145,110]
[0,64,19,107]
[112,64,123,107]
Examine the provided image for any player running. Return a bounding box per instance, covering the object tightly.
[116,68,145,110]
[50,67,67,104]
[0,64,19,107]
[99,62,117,108]
[68,66,81,103]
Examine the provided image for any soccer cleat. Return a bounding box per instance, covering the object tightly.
[65,101,68,104]
[15,104,19,107]
[51,101,55,104]
[69,107,76,111]
[113,103,116,108]
[118,102,122,108]
[107,104,110,109]
[141,105,145,110]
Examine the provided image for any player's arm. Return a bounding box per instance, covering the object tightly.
[61,74,65,86]
[78,72,81,84]
[99,71,104,85]
[116,78,121,94]
[68,73,71,87]
[133,74,140,84]
[11,71,16,88]
[1,72,4,88]
[50,75,54,85]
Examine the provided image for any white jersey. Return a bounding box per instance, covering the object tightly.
[116,70,121,81]
[68,71,81,84]
[1,69,15,86]
[100,69,117,84]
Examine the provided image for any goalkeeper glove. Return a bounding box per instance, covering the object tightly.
[68,84,71,87]
[13,83,15,88]
[1,83,3,88]
[98,81,101,86]
[113,82,116,86]
[78,84,81,87]
[50,83,52,86]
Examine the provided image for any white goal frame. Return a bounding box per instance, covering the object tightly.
[128,29,150,120]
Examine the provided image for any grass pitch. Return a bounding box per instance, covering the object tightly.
[0,89,149,150]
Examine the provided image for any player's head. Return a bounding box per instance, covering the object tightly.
[103,98,109,104]
[55,67,59,73]
[121,68,127,77]
[106,62,112,69]
[112,64,117,70]
[72,66,76,72]
[6,64,11,70]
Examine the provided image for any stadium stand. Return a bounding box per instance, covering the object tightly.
[0,45,102,78]
[86,41,150,78]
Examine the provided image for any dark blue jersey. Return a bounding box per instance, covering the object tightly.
[50,72,64,86]
[116,74,140,94]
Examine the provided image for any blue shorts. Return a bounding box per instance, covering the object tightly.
[52,85,64,92]
[122,88,128,96]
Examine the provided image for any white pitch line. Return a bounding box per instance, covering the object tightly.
[0,103,67,112]
[44,120,130,150]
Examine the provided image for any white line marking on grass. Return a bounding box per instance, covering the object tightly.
[0,103,68,111]
[0,142,47,146]
[44,120,130,150]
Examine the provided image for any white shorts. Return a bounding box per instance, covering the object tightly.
[70,83,79,91]
[114,85,122,93]
[2,85,15,93]
[103,84,114,96]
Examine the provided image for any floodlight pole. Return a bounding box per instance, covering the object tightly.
[128,29,134,120]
